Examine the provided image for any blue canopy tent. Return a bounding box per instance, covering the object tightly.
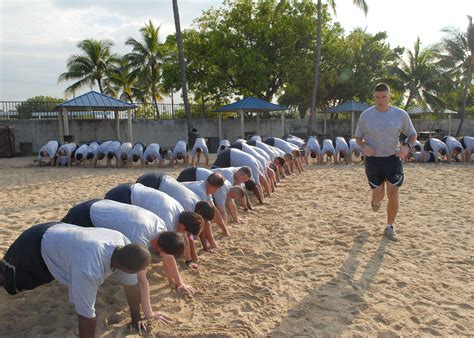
[324,100,370,137]
[215,97,288,139]
[407,106,458,136]
[55,91,137,143]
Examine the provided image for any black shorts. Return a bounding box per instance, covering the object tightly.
[2,222,58,295]
[264,138,275,147]
[104,184,132,204]
[423,139,433,152]
[176,167,197,182]
[61,199,99,227]
[229,142,243,150]
[365,155,404,189]
[213,148,231,168]
[136,172,164,190]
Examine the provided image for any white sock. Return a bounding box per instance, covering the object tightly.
[386,224,393,229]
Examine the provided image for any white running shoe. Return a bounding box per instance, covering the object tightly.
[384,226,398,241]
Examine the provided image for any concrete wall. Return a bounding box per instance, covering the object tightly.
[2,117,473,153]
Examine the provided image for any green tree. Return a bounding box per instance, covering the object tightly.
[126,21,165,118]
[437,16,473,136]
[58,39,118,95]
[389,37,444,110]
[172,0,193,131]
[105,57,139,103]
[17,96,63,119]
[308,0,368,136]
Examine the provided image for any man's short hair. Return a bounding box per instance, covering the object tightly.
[454,146,462,153]
[284,153,293,161]
[244,179,256,191]
[132,154,140,162]
[268,162,277,171]
[156,231,185,258]
[274,156,285,166]
[86,152,94,160]
[176,152,184,160]
[440,148,447,156]
[194,201,215,221]
[237,166,252,178]
[116,243,151,272]
[374,82,390,93]
[310,151,317,158]
[121,153,128,161]
[97,152,106,160]
[76,153,83,161]
[107,152,115,160]
[196,147,202,153]
[228,186,245,198]
[414,144,422,151]
[146,155,154,163]
[207,173,225,187]
[178,211,203,236]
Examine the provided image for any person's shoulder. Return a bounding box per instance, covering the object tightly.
[360,105,376,117]
[390,106,409,116]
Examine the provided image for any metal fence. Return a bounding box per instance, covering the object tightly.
[0,101,296,120]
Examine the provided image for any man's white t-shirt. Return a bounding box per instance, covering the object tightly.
[211,167,240,184]
[173,140,188,157]
[131,183,183,231]
[306,137,321,155]
[75,144,89,159]
[191,138,209,156]
[38,140,59,160]
[229,148,261,184]
[96,141,113,158]
[181,181,213,204]
[322,139,336,155]
[335,137,349,153]
[90,199,166,248]
[159,176,201,212]
[444,136,463,155]
[87,142,100,158]
[41,223,137,319]
[118,142,133,159]
[143,143,162,161]
[349,138,363,154]
[195,168,231,207]
[428,138,448,156]
[131,143,145,160]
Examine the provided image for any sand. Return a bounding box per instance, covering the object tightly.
[0,155,472,336]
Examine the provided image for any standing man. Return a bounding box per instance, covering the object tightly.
[355,83,417,240]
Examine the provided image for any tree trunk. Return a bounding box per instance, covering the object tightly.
[455,80,469,136]
[172,0,192,131]
[307,0,322,137]
[152,84,160,119]
[97,79,103,94]
[404,92,414,110]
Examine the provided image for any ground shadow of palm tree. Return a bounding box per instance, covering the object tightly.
[272,232,389,336]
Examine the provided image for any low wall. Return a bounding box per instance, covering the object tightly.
[2,118,473,153]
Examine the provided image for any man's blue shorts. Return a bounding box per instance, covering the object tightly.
[364,155,404,189]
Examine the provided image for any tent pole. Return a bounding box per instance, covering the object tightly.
[115,110,120,141]
[257,114,260,136]
[127,110,133,143]
[240,110,245,139]
[323,112,327,136]
[58,111,64,142]
[448,114,451,136]
[62,108,69,138]
[218,113,222,140]
[351,111,354,137]
[281,110,285,136]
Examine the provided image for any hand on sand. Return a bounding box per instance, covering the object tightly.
[186,261,199,270]
[147,312,172,326]
[176,283,196,295]
[127,319,148,335]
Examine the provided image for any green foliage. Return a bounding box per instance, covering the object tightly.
[16,96,63,119]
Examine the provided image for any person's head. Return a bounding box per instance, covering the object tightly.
[194,201,215,221]
[154,231,185,258]
[235,166,252,183]
[132,154,140,162]
[206,172,225,190]
[274,156,285,167]
[414,144,422,152]
[219,145,227,151]
[40,150,49,157]
[176,152,184,160]
[196,147,202,154]
[453,146,462,156]
[114,243,151,273]
[97,152,106,160]
[146,154,156,163]
[439,148,447,156]
[107,151,115,160]
[76,153,83,161]
[121,153,128,161]
[268,162,277,172]
[284,153,293,162]
[310,151,317,159]
[244,179,256,191]
[228,186,251,209]
[353,150,361,157]
[177,211,203,236]
[191,127,197,132]
[58,148,67,156]
[373,82,391,111]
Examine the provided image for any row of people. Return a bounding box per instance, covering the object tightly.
[4,135,307,336]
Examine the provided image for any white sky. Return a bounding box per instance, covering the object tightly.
[0,0,472,101]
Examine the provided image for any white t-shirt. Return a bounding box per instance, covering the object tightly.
[286,136,305,148]
[251,140,278,159]
[90,199,166,248]
[181,181,213,204]
[173,140,188,157]
[443,136,463,155]
[250,135,262,142]
[229,148,261,184]
[41,223,137,319]
[349,138,363,154]
[211,167,240,184]
[159,176,201,212]
[58,143,77,156]
[96,141,113,159]
[217,139,230,155]
[131,183,183,231]
[38,140,59,160]
[131,143,145,161]
[75,144,89,160]
[87,142,100,158]
[306,137,321,155]
[191,138,209,156]
[196,168,231,206]
[241,143,268,171]
[107,141,122,158]
[335,137,349,154]
[322,139,336,155]
[143,143,162,161]
[274,137,295,155]
[118,142,133,160]
[463,136,474,152]
[428,138,448,156]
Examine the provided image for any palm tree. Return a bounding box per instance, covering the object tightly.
[126,20,165,118]
[438,16,473,136]
[58,39,117,95]
[105,57,139,103]
[307,0,368,136]
[172,0,192,131]
[389,37,444,110]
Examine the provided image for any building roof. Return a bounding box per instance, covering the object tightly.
[325,100,370,113]
[215,97,288,112]
[55,91,137,111]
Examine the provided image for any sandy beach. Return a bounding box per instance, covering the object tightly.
[0,155,472,336]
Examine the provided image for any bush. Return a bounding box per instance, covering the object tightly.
[16,96,63,119]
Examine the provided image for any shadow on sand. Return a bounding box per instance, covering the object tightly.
[272,232,390,336]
